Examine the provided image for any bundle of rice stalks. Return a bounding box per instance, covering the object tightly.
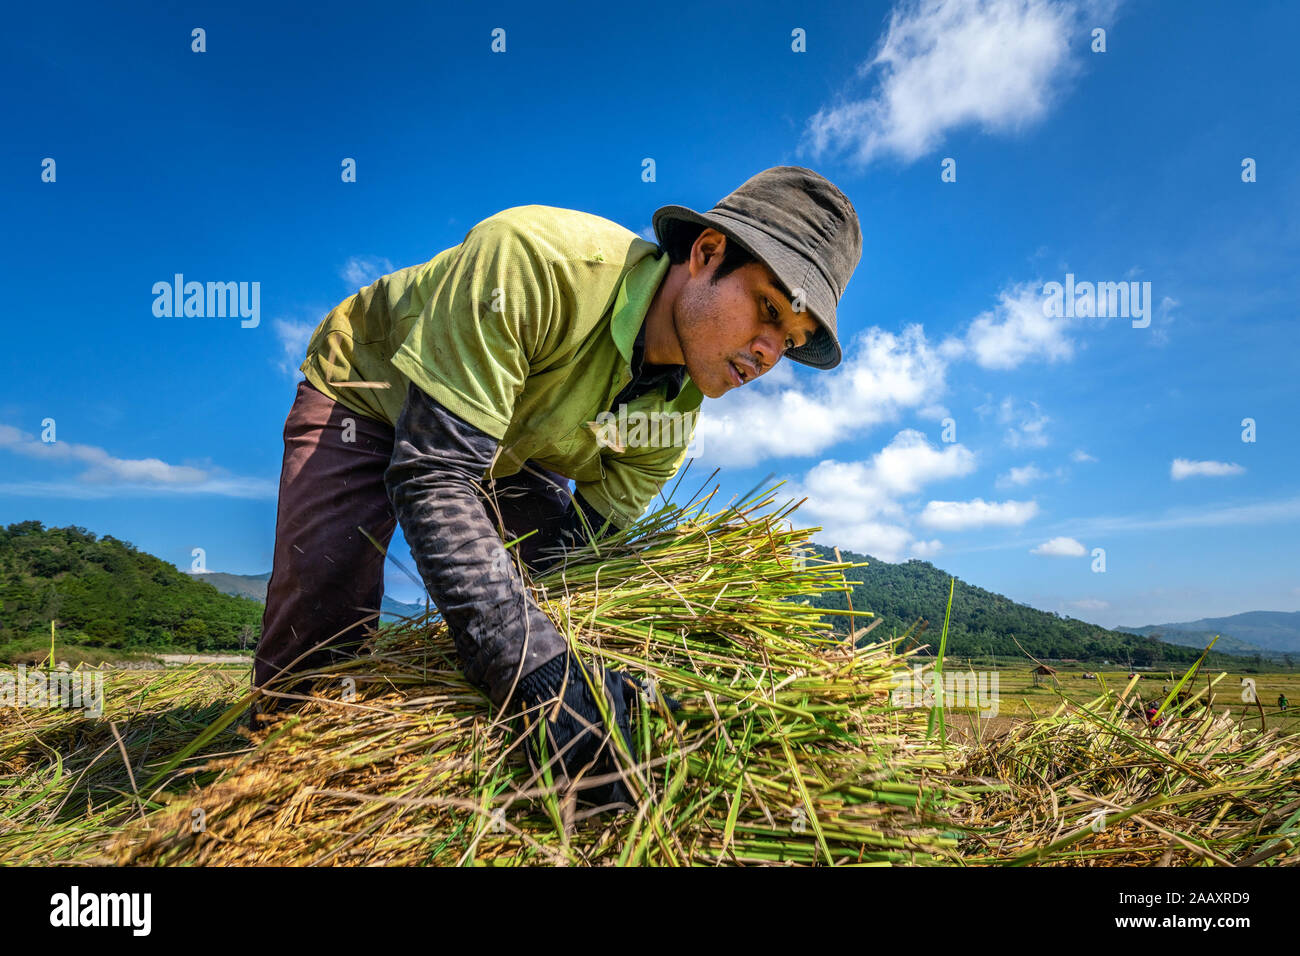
[101,484,973,866]
[955,671,1300,866]
[0,666,249,865]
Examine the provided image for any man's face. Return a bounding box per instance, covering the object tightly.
[673,232,821,399]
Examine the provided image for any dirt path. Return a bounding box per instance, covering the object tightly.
[943,713,1023,746]
[154,654,253,666]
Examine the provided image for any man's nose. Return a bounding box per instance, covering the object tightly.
[751,332,782,374]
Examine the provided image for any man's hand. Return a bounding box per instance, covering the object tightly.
[515,652,641,810]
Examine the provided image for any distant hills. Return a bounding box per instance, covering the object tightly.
[1118,611,1300,660]
[186,570,426,622]
[187,570,271,602]
[2,519,1287,669]
[798,544,1246,668]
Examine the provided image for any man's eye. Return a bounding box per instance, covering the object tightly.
[764,297,795,352]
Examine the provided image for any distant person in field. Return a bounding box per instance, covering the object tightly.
[1280,693,1289,713]
[250,167,862,808]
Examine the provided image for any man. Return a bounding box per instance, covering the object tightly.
[252,165,862,807]
[1145,701,1163,727]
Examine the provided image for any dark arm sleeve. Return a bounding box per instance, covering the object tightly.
[383,381,571,709]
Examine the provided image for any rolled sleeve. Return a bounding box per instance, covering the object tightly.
[577,412,697,530]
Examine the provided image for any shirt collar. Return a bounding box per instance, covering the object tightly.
[610,249,668,363]
[610,248,701,406]
[627,322,687,401]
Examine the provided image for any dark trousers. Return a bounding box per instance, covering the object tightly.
[252,379,571,704]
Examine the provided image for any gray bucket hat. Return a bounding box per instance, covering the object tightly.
[651,165,862,370]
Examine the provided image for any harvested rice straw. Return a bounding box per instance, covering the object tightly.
[955,665,1300,867]
[103,483,974,866]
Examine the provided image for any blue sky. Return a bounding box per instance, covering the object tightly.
[2,0,1296,630]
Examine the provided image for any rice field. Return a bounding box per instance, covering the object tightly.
[2,485,1296,866]
[932,668,1300,737]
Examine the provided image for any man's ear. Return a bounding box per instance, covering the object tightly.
[693,229,725,273]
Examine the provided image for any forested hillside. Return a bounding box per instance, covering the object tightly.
[0,521,262,656]
[798,544,1235,667]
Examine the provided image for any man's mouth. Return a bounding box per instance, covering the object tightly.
[729,359,759,388]
[728,361,744,388]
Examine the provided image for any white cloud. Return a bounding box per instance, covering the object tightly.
[997,463,1055,487]
[1031,536,1087,556]
[274,319,316,378]
[0,424,274,498]
[0,424,206,485]
[919,497,1039,530]
[1071,448,1097,463]
[910,538,944,557]
[978,396,1051,449]
[816,519,917,562]
[783,429,975,561]
[872,428,978,493]
[1150,295,1178,346]
[959,282,1075,370]
[1006,407,1049,449]
[341,255,395,289]
[802,0,1088,167]
[797,459,906,524]
[1170,458,1245,480]
[793,432,977,524]
[696,325,948,466]
[969,495,1300,548]
[0,478,276,500]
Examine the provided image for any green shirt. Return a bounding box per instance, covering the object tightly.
[298,204,703,529]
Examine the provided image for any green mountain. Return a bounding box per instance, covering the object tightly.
[0,521,262,655]
[797,544,1242,667]
[1119,611,1300,659]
